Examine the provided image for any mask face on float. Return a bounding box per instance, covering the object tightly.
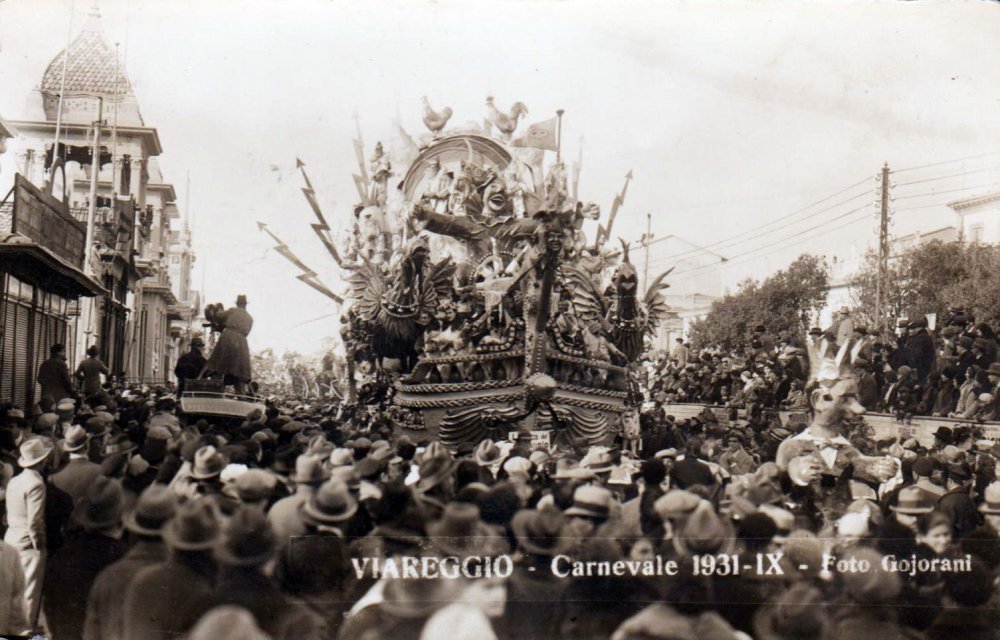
[810,377,866,428]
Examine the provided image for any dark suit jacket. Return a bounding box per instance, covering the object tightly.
[37,357,73,406]
[52,457,103,506]
[123,559,219,640]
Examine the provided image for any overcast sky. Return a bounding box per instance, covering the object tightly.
[2,0,998,355]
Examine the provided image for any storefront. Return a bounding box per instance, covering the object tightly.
[0,175,103,410]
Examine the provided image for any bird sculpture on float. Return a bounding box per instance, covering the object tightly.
[421,96,453,137]
[485,96,529,137]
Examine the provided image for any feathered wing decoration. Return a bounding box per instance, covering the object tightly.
[642,267,674,336]
[344,258,387,322]
[560,264,610,328]
[418,257,456,317]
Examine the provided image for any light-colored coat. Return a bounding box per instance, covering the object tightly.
[4,469,46,551]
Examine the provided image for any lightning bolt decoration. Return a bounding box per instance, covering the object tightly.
[296,158,343,267]
[351,111,371,205]
[257,221,344,304]
[594,170,633,251]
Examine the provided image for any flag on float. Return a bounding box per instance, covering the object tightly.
[512,117,558,151]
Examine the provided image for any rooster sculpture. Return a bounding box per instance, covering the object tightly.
[562,240,673,363]
[421,96,453,137]
[485,96,529,137]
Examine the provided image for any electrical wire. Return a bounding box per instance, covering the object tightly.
[657,203,874,278]
[890,151,1000,174]
[893,181,1000,201]
[645,187,874,269]
[630,175,874,254]
[893,166,999,187]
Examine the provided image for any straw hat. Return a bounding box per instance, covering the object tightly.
[890,486,934,515]
[563,485,613,520]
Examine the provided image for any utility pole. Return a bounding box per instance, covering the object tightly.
[875,162,891,336]
[79,97,104,363]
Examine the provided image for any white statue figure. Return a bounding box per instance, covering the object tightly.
[369,142,392,208]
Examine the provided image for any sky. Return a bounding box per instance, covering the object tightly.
[1,0,998,355]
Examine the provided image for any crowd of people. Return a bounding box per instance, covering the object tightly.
[1,321,1000,639]
[650,307,1000,422]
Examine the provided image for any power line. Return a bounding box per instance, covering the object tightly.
[890,151,1000,175]
[893,165,999,187]
[631,175,873,253]
[661,203,873,278]
[893,181,1000,201]
[645,187,873,268]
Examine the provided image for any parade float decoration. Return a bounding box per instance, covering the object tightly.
[263,97,673,448]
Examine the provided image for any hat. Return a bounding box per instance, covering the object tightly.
[841,548,900,604]
[306,435,335,459]
[85,416,110,438]
[654,490,702,522]
[289,454,330,485]
[551,457,596,480]
[986,363,1000,377]
[17,438,52,468]
[978,482,1000,514]
[124,484,177,537]
[216,507,276,567]
[890,486,935,514]
[55,399,76,415]
[974,338,992,351]
[163,500,222,550]
[426,502,508,557]
[474,440,501,466]
[511,508,570,556]
[234,469,276,504]
[912,456,939,477]
[104,433,136,457]
[808,327,823,336]
[329,448,355,467]
[73,476,125,531]
[416,447,457,492]
[61,424,89,453]
[753,583,827,640]
[355,456,384,480]
[191,445,229,480]
[330,466,361,492]
[563,485,613,520]
[36,413,59,431]
[779,530,824,580]
[580,449,615,474]
[188,606,269,640]
[908,318,927,329]
[301,478,358,525]
[673,503,737,556]
[503,456,532,479]
[959,336,975,349]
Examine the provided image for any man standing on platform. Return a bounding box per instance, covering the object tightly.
[205,295,254,395]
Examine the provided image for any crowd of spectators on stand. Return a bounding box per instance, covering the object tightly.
[648,306,1000,422]
[2,327,1000,639]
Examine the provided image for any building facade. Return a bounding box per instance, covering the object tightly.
[4,5,199,392]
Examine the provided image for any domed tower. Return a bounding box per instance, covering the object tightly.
[29,4,142,127]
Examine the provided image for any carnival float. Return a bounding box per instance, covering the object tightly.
[264,97,673,449]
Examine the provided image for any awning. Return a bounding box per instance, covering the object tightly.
[0,234,106,298]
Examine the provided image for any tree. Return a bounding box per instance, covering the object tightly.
[850,240,1000,332]
[689,254,829,351]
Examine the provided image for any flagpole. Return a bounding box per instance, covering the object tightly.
[50,0,76,182]
[555,109,564,163]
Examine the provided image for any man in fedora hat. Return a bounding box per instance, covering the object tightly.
[51,424,102,506]
[174,336,207,397]
[84,484,177,640]
[268,454,331,544]
[123,500,224,640]
[299,478,359,538]
[4,437,52,632]
[204,295,254,396]
[43,476,129,640]
[976,481,1000,535]
[215,506,316,637]
[890,486,935,532]
[505,507,571,639]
